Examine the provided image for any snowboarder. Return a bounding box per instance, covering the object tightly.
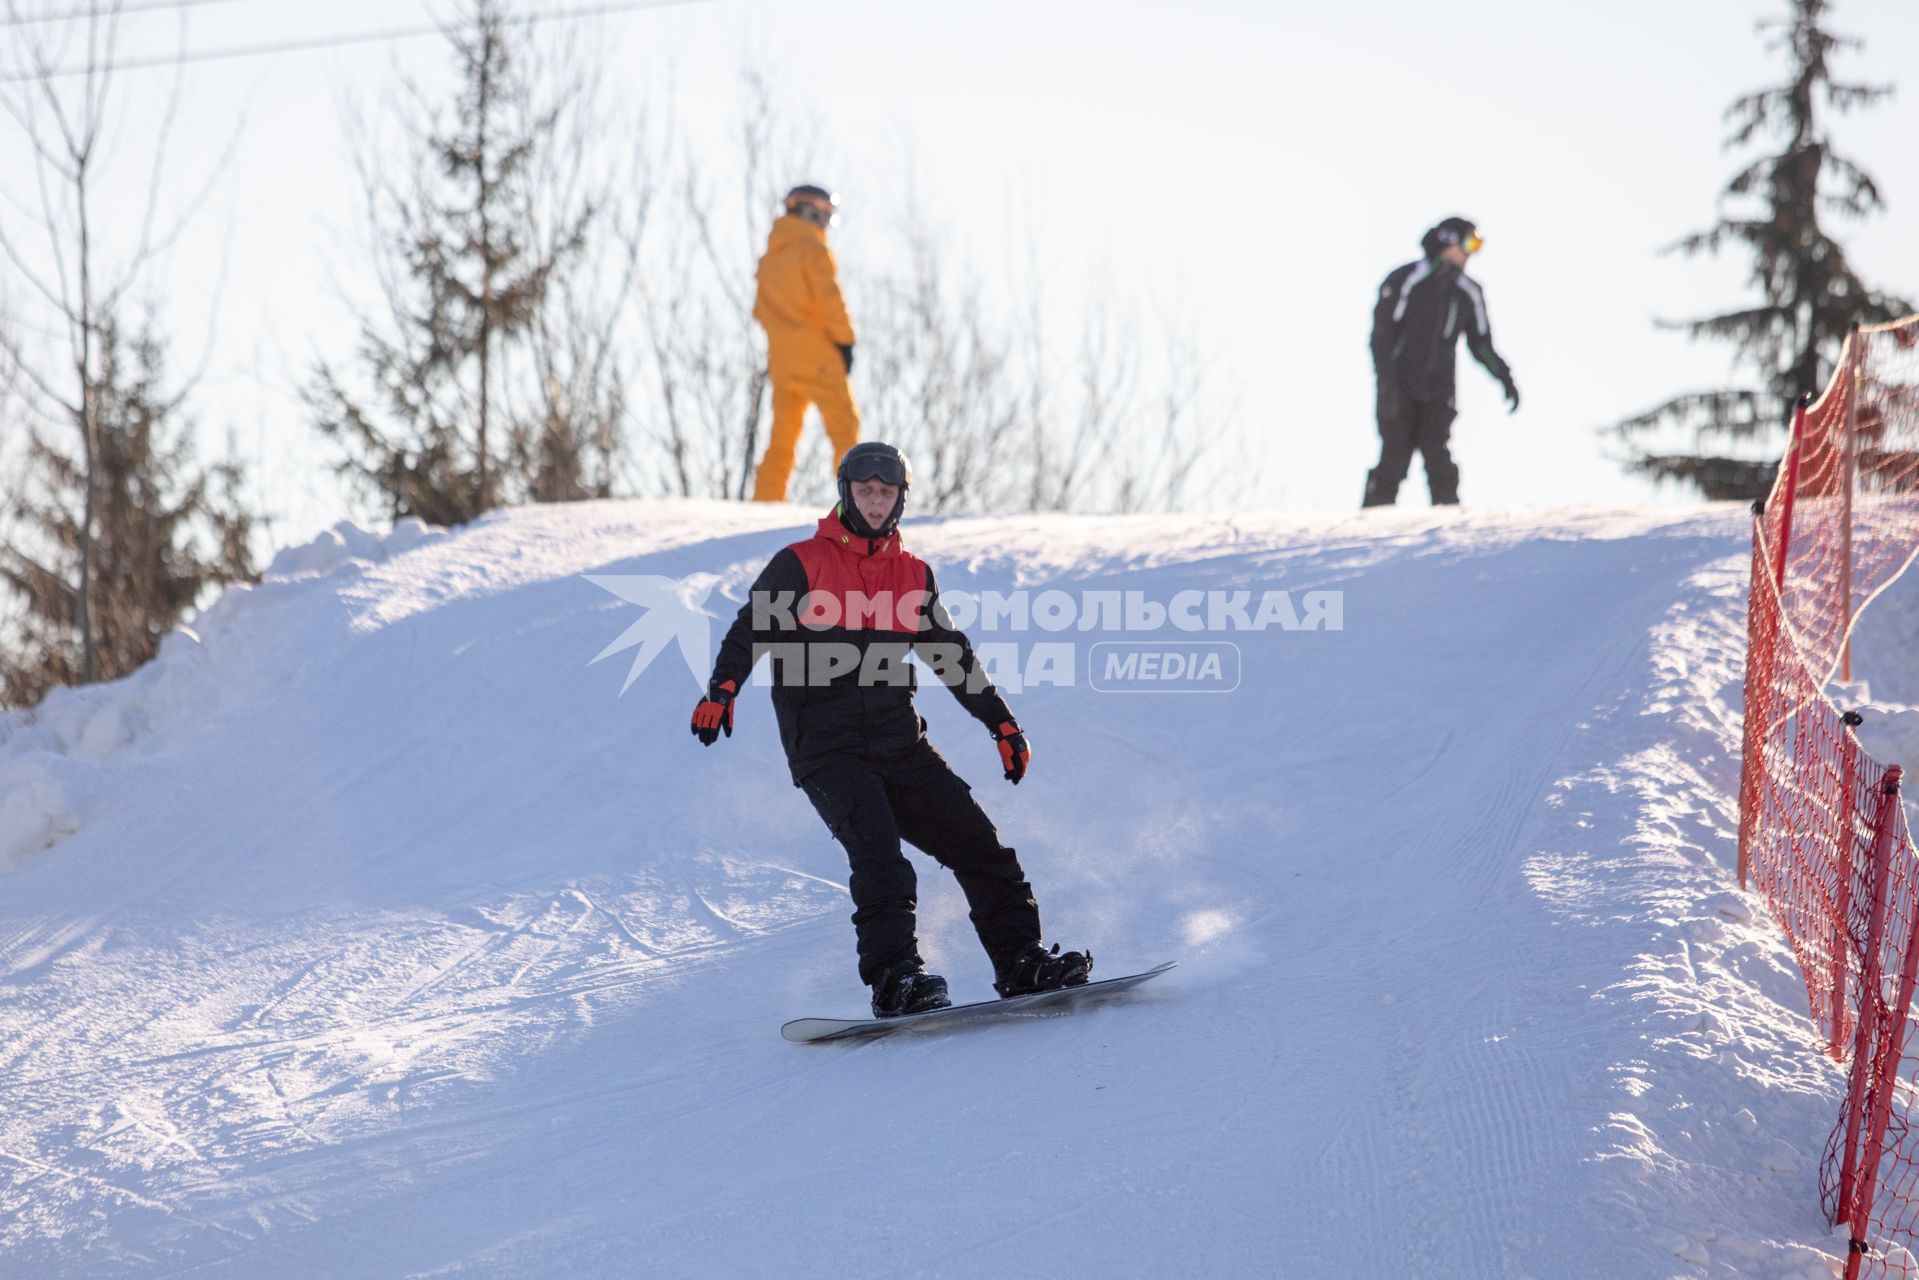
[1364,216,1519,508]
[750,184,861,503]
[690,441,1092,1017]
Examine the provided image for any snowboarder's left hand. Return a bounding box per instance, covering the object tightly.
[992,720,1030,785]
[1499,372,1520,415]
[690,680,738,746]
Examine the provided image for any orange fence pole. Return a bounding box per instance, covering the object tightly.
[1829,711,1865,1057]
[1774,395,1810,593]
[1737,532,1767,890]
[1842,767,1908,1279]
[1840,326,1861,683]
[1739,398,1809,890]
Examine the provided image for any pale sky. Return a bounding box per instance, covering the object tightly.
[4,0,1916,549]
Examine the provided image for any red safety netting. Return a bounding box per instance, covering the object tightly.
[1821,764,1919,1278]
[1739,545,1892,1056]
[1735,315,1919,1279]
[1759,320,1919,683]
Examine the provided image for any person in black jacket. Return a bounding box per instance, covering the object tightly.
[1364,216,1519,507]
[689,441,1092,1018]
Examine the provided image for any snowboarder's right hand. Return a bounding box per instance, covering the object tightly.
[690,680,738,746]
[992,720,1031,785]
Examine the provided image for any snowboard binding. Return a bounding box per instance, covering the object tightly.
[993,942,1093,998]
[871,960,952,1018]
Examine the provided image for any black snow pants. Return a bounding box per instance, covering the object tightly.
[799,739,1042,986]
[1364,387,1459,507]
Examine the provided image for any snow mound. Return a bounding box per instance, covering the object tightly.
[0,518,447,870]
[261,516,444,581]
[0,498,1887,1276]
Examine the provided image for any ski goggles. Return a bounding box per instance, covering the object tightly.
[787,191,839,228]
[843,453,910,487]
[1463,230,1484,255]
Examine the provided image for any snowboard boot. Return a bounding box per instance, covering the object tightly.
[870,959,952,1018]
[993,942,1093,998]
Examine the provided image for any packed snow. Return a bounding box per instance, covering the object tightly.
[1836,558,1919,790]
[2,496,1909,1277]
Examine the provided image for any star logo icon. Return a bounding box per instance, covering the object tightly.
[585,573,722,693]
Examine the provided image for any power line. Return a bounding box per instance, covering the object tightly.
[1,0,245,29]
[0,0,706,82]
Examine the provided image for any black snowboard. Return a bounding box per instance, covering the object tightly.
[780,961,1175,1043]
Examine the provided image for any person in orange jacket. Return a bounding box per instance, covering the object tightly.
[751,184,860,502]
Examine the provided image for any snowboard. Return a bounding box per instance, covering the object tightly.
[780,961,1175,1043]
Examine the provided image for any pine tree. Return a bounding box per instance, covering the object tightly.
[2,321,255,707]
[1611,0,1910,500]
[308,0,609,526]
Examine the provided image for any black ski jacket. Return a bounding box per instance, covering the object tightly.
[707,512,1013,783]
[1371,256,1511,406]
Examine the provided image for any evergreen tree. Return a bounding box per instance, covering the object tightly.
[1612,0,1910,500]
[2,321,255,707]
[309,0,609,526]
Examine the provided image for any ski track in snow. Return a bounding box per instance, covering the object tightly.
[0,497,1897,1276]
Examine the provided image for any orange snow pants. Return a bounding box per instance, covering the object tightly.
[751,374,861,503]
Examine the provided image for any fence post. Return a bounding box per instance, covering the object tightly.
[1739,398,1810,887]
[1836,768,1898,1241]
[1739,521,1789,891]
[1738,532,1766,889]
[1841,767,1908,1279]
[1831,712,1866,1057]
[1841,325,1862,683]
[1774,395,1811,593]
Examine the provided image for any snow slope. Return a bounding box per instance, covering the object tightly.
[0,498,1871,1277]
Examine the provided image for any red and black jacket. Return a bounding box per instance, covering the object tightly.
[708,512,1013,782]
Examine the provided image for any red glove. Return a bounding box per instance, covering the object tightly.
[992,720,1030,785]
[691,680,737,746]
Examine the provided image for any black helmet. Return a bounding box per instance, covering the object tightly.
[1421,216,1481,258]
[836,441,912,538]
[784,184,837,227]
